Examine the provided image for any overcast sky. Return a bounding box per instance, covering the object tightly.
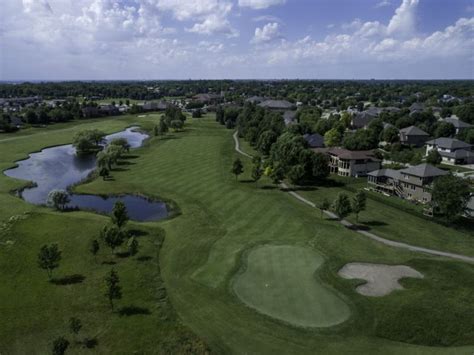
[1,0,473,80]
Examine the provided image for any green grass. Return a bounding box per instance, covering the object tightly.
[1,116,474,354]
[232,245,351,328]
[289,178,474,257]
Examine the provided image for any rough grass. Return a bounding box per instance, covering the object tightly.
[233,245,351,328]
[1,116,474,353]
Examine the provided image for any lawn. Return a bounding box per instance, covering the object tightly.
[232,245,351,328]
[1,116,473,354]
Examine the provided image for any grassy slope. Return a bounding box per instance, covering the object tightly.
[292,178,474,257]
[75,118,474,354]
[0,114,207,354]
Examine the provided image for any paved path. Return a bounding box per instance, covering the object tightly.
[233,131,474,264]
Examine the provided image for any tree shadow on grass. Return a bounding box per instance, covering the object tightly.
[116,160,135,166]
[112,167,129,172]
[137,256,153,262]
[282,186,317,192]
[102,260,117,265]
[50,274,85,285]
[128,229,149,238]
[116,251,131,258]
[261,185,279,190]
[123,154,139,159]
[118,306,151,316]
[363,220,388,227]
[83,337,99,349]
[239,179,255,184]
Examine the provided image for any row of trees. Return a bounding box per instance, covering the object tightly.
[38,202,140,353]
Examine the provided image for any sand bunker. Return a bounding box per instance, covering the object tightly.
[338,263,423,297]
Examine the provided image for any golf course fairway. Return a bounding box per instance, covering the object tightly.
[233,245,351,327]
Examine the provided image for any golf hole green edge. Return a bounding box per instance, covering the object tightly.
[232,244,351,328]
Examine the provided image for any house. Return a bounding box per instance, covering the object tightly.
[81,106,100,118]
[368,163,448,203]
[246,96,265,104]
[313,148,381,177]
[258,100,295,111]
[399,125,430,146]
[409,102,425,115]
[442,117,472,135]
[99,104,119,116]
[351,111,378,129]
[303,133,324,148]
[283,111,297,126]
[425,138,474,165]
[193,93,220,104]
[142,101,168,111]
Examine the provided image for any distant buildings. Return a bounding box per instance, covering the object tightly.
[258,99,295,111]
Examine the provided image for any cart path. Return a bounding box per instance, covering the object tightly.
[232,131,474,264]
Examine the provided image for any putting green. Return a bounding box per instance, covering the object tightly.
[233,245,351,328]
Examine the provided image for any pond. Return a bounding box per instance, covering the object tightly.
[4,127,168,221]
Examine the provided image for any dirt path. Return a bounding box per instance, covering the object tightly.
[232,131,474,264]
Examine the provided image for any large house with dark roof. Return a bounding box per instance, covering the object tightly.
[425,137,474,165]
[399,125,430,146]
[442,117,472,135]
[313,148,381,177]
[368,163,448,203]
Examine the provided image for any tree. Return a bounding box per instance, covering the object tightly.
[311,152,330,181]
[89,239,100,261]
[111,201,128,229]
[37,244,62,280]
[192,109,202,118]
[432,175,470,222]
[324,128,343,147]
[110,137,130,152]
[69,317,82,343]
[155,118,168,136]
[105,269,122,310]
[128,237,139,256]
[231,158,244,180]
[351,190,367,223]
[96,151,113,170]
[332,193,352,220]
[317,198,330,218]
[287,164,305,185]
[47,189,70,210]
[435,122,456,138]
[382,126,400,143]
[99,166,109,180]
[101,225,125,254]
[269,164,285,186]
[426,150,442,165]
[170,119,184,131]
[52,337,69,355]
[252,161,263,183]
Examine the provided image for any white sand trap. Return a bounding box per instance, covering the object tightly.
[338,263,423,297]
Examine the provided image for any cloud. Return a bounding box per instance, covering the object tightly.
[387,0,419,36]
[154,0,237,36]
[251,22,282,43]
[375,0,391,8]
[238,0,285,10]
[187,15,239,37]
[253,15,282,23]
